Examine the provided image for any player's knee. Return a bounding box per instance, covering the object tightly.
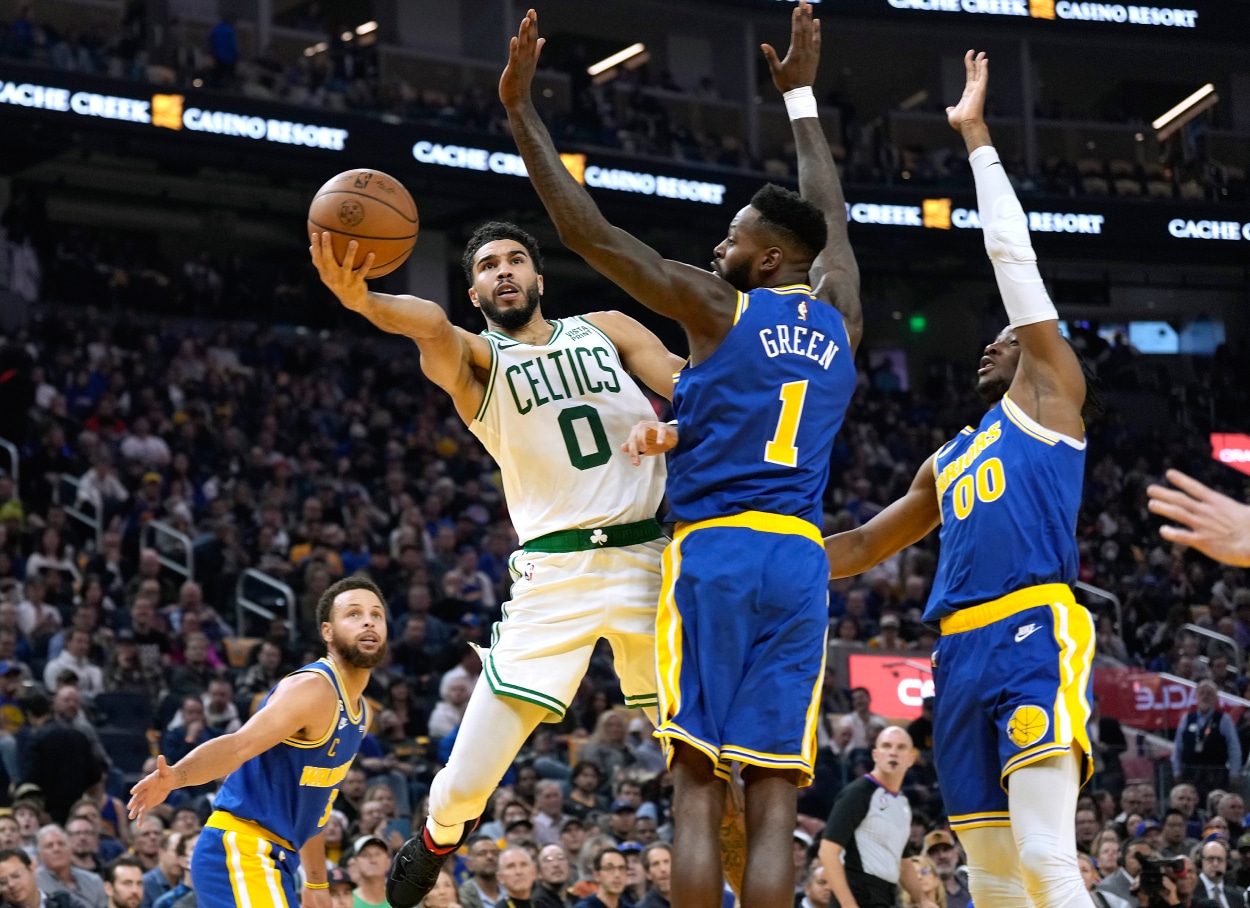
[1016,837,1083,906]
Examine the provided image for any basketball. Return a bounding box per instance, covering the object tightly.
[307,169,418,279]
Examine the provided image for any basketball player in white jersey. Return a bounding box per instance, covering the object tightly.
[310,222,681,907]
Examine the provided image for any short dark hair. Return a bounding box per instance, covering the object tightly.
[22,692,51,719]
[850,686,870,700]
[461,221,544,282]
[571,761,601,781]
[593,846,625,872]
[103,855,145,884]
[0,848,30,868]
[749,184,827,261]
[315,576,386,626]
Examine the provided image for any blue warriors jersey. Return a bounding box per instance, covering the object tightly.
[213,658,367,849]
[924,393,1086,622]
[667,285,856,526]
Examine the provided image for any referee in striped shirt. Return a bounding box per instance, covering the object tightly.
[819,727,939,908]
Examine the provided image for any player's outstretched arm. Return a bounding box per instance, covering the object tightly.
[948,51,1084,436]
[1147,469,1250,567]
[762,1,861,354]
[127,673,333,822]
[581,311,684,401]
[311,232,488,423]
[499,10,734,341]
[825,456,940,578]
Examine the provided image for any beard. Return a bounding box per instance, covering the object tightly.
[976,373,1010,405]
[331,627,386,669]
[479,283,541,331]
[711,257,753,293]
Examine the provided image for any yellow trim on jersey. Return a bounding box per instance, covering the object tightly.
[938,583,1075,635]
[769,284,814,294]
[208,811,296,853]
[733,292,750,325]
[673,511,823,548]
[321,657,364,724]
[1001,394,1057,446]
[656,537,686,731]
[278,668,338,749]
[223,830,293,908]
[656,720,720,767]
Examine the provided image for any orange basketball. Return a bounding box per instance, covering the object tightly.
[307,169,418,279]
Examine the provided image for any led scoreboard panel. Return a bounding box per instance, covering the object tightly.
[722,0,1250,37]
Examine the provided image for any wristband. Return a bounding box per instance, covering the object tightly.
[783,86,818,121]
[305,882,329,890]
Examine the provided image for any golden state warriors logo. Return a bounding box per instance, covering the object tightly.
[1007,705,1050,748]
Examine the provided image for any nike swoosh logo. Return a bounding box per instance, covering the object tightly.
[1015,624,1040,643]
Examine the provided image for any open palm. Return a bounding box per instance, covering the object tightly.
[946,50,988,132]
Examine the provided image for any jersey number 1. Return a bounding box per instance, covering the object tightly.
[764,380,809,467]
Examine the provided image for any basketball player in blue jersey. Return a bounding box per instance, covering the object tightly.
[500,6,860,908]
[825,53,1097,908]
[127,577,388,908]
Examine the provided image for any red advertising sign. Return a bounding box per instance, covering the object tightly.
[847,653,1250,731]
[1212,433,1250,477]
[847,653,934,720]
[1093,666,1248,732]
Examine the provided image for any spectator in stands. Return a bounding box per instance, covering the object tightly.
[200,679,240,734]
[1076,807,1102,855]
[16,577,59,641]
[119,419,170,471]
[460,835,502,908]
[427,675,471,740]
[618,842,646,905]
[0,847,77,908]
[130,817,163,873]
[925,831,969,908]
[531,781,567,848]
[1170,783,1205,840]
[868,614,905,649]
[234,640,283,700]
[123,552,173,610]
[1098,839,1152,903]
[1217,794,1245,841]
[1080,853,1130,908]
[532,843,572,907]
[124,599,168,676]
[635,842,670,908]
[66,815,108,875]
[498,846,538,906]
[0,814,20,852]
[442,546,496,613]
[1172,680,1241,800]
[572,846,629,908]
[1160,810,1196,859]
[166,633,216,700]
[160,696,221,767]
[580,712,634,784]
[149,831,196,908]
[35,825,107,908]
[140,831,180,908]
[839,688,888,755]
[102,856,145,908]
[103,629,162,703]
[42,630,103,700]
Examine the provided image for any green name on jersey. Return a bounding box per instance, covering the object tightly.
[504,346,621,415]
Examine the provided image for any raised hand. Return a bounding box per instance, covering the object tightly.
[500,9,545,109]
[761,0,821,94]
[946,50,988,133]
[310,232,373,313]
[1147,468,1250,567]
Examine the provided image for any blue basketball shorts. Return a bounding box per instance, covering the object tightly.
[193,814,301,908]
[655,512,829,785]
[932,583,1095,832]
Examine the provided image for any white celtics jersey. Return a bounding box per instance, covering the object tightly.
[469,316,666,544]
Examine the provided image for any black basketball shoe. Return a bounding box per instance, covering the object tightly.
[386,819,479,908]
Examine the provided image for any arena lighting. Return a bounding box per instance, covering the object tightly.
[303,41,328,57]
[587,43,646,77]
[1152,82,1217,142]
[341,31,354,42]
[355,21,378,35]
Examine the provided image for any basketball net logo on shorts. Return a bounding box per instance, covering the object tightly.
[1007,705,1049,748]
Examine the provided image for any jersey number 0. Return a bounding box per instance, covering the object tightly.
[764,380,809,468]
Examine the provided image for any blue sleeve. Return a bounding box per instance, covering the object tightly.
[1222,714,1241,773]
[358,734,384,759]
[1171,722,1183,776]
